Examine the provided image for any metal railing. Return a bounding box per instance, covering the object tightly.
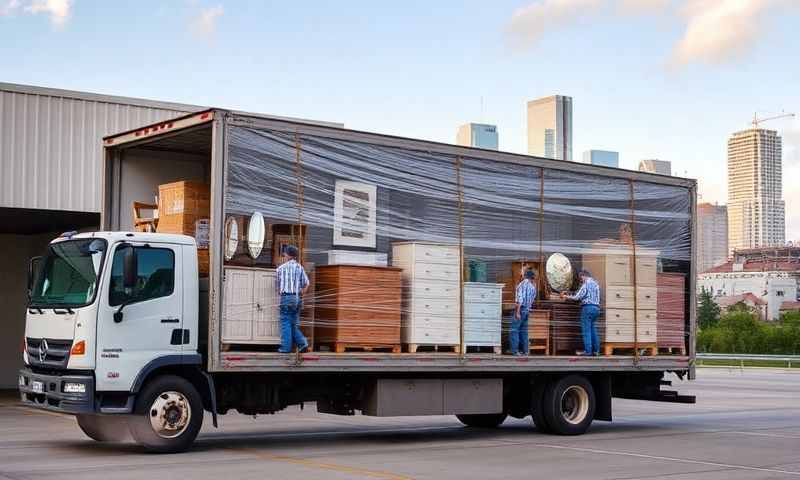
[697,353,800,368]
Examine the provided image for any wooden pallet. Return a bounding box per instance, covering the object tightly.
[602,342,658,356]
[320,343,401,354]
[465,345,502,354]
[405,343,460,354]
[221,343,301,352]
[658,346,686,355]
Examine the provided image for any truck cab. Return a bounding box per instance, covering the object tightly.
[19,231,209,452]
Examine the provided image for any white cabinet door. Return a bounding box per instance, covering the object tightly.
[253,270,280,342]
[223,269,254,342]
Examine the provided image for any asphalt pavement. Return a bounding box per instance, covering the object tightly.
[1,367,799,480]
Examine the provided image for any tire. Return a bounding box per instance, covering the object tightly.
[128,375,204,453]
[76,414,131,442]
[541,375,595,435]
[530,379,552,433]
[456,413,508,428]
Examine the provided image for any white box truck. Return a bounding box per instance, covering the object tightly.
[19,110,697,452]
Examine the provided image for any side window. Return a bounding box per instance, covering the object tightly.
[109,247,175,306]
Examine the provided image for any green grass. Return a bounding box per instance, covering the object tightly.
[697,358,800,369]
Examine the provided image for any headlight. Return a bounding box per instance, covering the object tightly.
[63,383,86,394]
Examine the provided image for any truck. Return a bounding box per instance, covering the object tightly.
[19,109,697,453]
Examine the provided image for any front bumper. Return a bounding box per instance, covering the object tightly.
[18,368,95,414]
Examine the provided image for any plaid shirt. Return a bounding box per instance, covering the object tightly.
[276,259,309,294]
[515,279,537,309]
[569,277,601,306]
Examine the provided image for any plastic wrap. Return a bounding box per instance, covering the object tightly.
[221,125,692,356]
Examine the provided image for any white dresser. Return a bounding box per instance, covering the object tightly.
[463,282,503,352]
[222,267,280,344]
[392,242,461,351]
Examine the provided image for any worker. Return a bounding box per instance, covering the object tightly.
[561,269,601,356]
[510,269,537,356]
[276,245,309,353]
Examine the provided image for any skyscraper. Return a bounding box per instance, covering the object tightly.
[697,203,729,272]
[456,123,499,150]
[581,150,619,168]
[727,128,785,253]
[527,95,572,161]
[638,159,671,175]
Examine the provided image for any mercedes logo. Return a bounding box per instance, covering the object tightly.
[38,339,48,363]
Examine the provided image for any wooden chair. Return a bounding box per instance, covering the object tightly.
[132,202,158,232]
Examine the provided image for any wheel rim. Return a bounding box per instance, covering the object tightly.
[148,391,191,439]
[560,385,589,425]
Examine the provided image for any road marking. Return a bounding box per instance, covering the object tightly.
[525,443,800,476]
[727,430,800,439]
[230,447,414,480]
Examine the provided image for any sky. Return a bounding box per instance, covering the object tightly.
[1,0,799,239]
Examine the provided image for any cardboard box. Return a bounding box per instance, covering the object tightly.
[157,181,211,276]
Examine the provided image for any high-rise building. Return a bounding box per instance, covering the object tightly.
[697,203,729,272]
[581,150,619,168]
[527,95,572,161]
[639,159,671,175]
[456,123,499,150]
[727,128,785,254]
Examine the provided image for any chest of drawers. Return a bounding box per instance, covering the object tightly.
[657,272,686,352]
[392,242,461,347]
[463,283,504,348]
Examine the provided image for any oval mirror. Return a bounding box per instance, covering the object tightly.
[224,216,239,261]
[247,212,265,259]
[546,253,573,292]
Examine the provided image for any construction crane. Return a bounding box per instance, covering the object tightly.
[751,112,795,128]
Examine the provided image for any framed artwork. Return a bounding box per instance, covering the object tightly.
[333,180,377,249]
[272,234,295,263]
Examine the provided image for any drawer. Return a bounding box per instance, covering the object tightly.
[464,286,503,304]
[635,257,657,286]
[415,244,460,265]
[605,308,634,326]
[636,287,657,310]
[464,302,501,319]
[413,262,460,283]
[411,298,460,317]
[412,281,460,300]
[604,328,634,343]
[605,286,635,309]
[409,325,459,344]
[605,255,633,286]
[636,309,657,327]
[637,318,657,343]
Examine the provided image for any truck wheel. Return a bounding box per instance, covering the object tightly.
[541,375,595,435]
[456,413,507,428]
[530,379,552,433]
[128,375,203,453]
[76,414,130,442]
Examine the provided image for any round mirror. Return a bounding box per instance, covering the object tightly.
[247,212,265,259]
[224,217,239,261]
[546,253,573,292]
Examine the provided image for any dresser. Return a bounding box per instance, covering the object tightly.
[657,272,686,354]
[314,265,402,352]
[537,300,583,354]
[222,267,279,345]
[463,282,504,352]
[392,242,461,351]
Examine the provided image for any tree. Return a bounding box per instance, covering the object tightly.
[698,287,721,330]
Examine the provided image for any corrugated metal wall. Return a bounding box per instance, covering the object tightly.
[0,87,192,213]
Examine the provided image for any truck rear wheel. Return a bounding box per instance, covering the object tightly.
[128,375,203,453]
[541,375,595,435]
[530,379,552,433]
[76,414,130,442]
[456,413,507,428]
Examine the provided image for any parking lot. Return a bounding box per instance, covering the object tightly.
[1,368,799,480]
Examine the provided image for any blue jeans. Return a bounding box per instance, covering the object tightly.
[279,294,308,353]
[510,307,530,355]
[580,304,601,355]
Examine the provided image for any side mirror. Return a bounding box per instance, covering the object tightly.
[27,256,42,300]
[122,246,138,290]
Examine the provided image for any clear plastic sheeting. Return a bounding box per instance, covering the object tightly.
[221,125,692,357]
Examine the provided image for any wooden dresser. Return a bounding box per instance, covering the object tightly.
[538,300,583,354]
[222,267,279,345]
[657,272,686,354]
[314,265,402,353]
[463,282,504,352]
[392,242,461,352]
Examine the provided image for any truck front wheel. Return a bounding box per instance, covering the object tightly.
[540,375,595,435]
[76,414,130,442]
[128,375,204,453]
[456,413,507,428]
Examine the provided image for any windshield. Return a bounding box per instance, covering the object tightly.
[30,238,107,308]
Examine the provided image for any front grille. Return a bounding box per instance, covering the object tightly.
[26,338,72,369]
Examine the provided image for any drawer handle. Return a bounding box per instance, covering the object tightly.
[616,329,620,334]
[615,314,620,318]
[616,293,621,298]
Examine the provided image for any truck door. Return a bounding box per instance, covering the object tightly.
[96,242,183,392]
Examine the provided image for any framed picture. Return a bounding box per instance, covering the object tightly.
[272,234,295,263]
[333,180,377,249]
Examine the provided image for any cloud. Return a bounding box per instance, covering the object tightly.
[191,5,223,39]
[616,0,672,15]
[506,0,605,49]
[0,0,70,26]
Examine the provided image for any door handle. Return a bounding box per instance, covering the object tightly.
[160,318,180,324]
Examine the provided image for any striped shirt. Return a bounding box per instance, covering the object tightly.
[569,277,601,306]
[515,279,537,309]
[276,259,309,295]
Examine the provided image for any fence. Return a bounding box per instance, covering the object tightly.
[696,353,800,369]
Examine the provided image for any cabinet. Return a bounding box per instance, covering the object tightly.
[657,272,686,354]
[392,242,461,351]
[222,267,279,344]
[463,283,503,351]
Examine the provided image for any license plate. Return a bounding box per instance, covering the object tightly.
[31,381,44,394]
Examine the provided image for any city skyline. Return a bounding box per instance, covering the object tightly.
[527,95,573,161]
[581,150,619,168]
[456,122,499,150]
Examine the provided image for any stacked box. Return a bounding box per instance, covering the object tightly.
[157,181,210,276]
